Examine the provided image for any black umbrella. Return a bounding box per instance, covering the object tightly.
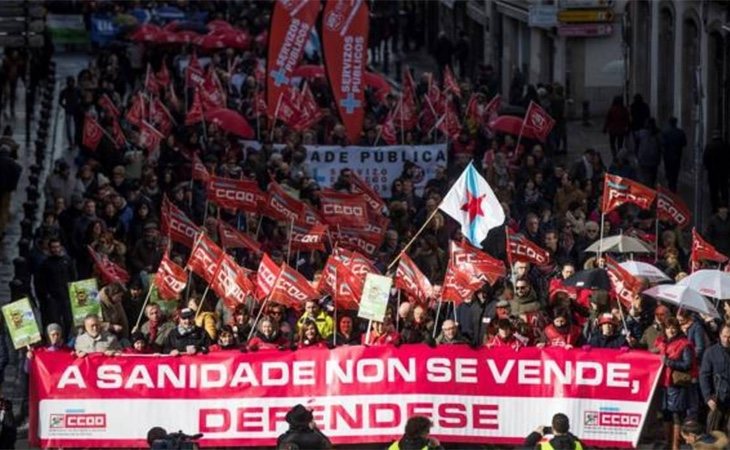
[562,269,611,291]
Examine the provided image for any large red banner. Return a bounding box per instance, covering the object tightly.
[266,0,320,118]
[322,0,370,144]
[31,346,661,448]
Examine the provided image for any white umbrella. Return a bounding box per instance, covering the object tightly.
[585,235,653,254]
[643,284,720,319]
[677,270,730,299]
[619,261,671,283]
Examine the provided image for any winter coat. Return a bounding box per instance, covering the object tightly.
[74,331,121,354]
[486,334,523,351]
[276,425,332,450]
[99,288,130,339]
[401,321,435,346]
[543,324,583,347]
[455,300,484,344]
[661,125,687,164]
[0,151,21,193]
[163,325,211,354]
[700,344,730,407]
[140,320,176,350]
[588,332,627,349]
[195,311,219,341]
[685,320,710,363]
[247,331,289,351]
[35,254,76,331]
[510,290,541,316]
[525,431,583,450]
[604,105,630,135]
[655,334,697,387]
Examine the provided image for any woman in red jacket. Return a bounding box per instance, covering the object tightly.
[603,95,630,159]
[362,320,400,346]
[209,326,240,352]
[655,317,697,450]
[247,318,289,351]
[297,320,329,350]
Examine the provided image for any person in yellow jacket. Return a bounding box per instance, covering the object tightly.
[387,416,444,450]
[296,300,334,340]
[188,296,218,341]
[523,413,583,450]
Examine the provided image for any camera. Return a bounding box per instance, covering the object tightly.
[148,428,202,450]
[543,426,553,435]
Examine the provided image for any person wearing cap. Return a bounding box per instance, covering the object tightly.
[276,404,332,450]
[123,332,152,354]
[388,415,444,450]
[587,313,628,349]
[655,317,697,450]
[539,308,582,349]
[524,413,583,450]
[163,308,211,356]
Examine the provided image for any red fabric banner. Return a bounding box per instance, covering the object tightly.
[87,246,130,285]
[605,256,642,308]
[30,347,662,449]
[334,226,384,256]
[82,115,104,151]
[186,89,204,125]
[160,197,200,248]
[256,253,282,300]
[395,253,433,302]
[657,186,691,228]
[443,65,461,97]
[217,221,262,253]
[691,228,728,265]
[263,182,305,222]
[332,257,363,311]
[601,174,656,213]
[441,256,483,304]
[290,222,328,252]
[350,172,385,215]
[210,253,256,311]
[98,94,120,118]
[125,93,146,127]
[138,120,164,152]
[266,0,320,118]
[185,52,205,88]
[269,263,318,310]
[186,234,224,283]
[506,230,550,267]
[207,176,261,213]
[322,0,370,143]
[154,253,187,300]
[522,101,555,142]
[191,153,210,184]
[320,189,369,227]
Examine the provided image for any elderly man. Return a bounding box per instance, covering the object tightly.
[163,308,210,356]
[138,303,175,351]
[74,314,122,357]
[436,320,467,345]
[700,325,730,436]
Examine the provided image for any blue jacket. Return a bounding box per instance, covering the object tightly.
[700,343,730,406]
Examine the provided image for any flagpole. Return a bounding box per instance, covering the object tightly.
[286,217,295,263]
[132,283,156,332]
[395,289,402,332]
[598,212,606,260]
[387,206,441,271]
[255,90,262,140]
[654,216,660,263]
[515,103,530,156]
[247,267,285,342]
[505,229,516,288]
[270,93,283,141]
[399,95,405,145]
[432,298,443,338]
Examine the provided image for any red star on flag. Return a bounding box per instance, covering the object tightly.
[461,191,485,222]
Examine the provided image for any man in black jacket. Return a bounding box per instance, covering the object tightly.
[700,325,730,435]
[34,238,76,338]
[524,413,583,450]
[276,404,332,450]
[163,308,210,355]
[0,144,21,236]
[387,415,444,450]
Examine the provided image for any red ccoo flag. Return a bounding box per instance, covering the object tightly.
[441,257,484,305]
[256,253,282,301]
[322,0,370,144]
[602,174,656,213]
[290,221,328,252]
[506,229,550,267]
[522,101,555,143]
[88,246,130,285]
[138,120,164,152]
[82,114,104,151]
[443,65,461,97]
[207,176,261,213]
[217,220,262,253]
[657,186,691,228]
[691,228,729,268]
[186,89,204,125]
[98,94,120,118]
[210,253,256,311]
[191,153,210,184]
[396,253,433,302]
[605,255,642,308]
[154,252,187,300]
[125,93,146,127]
[450,239,506,285]
[263,181,305,222]
[186,234,224,283]
[319,189,369,228]
[161,196,200,248]
[332,258,363,311]
[269,263,318,310]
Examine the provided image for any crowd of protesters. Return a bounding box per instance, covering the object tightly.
[1,1,729,449]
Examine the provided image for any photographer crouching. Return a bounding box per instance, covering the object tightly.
[146,426,202,449]
[524,413,583,450]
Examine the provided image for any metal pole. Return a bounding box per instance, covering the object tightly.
[25,0,32,147]
[693,66,705,231]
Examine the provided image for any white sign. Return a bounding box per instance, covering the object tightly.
[358,274,392,322]
[528,5,558,28]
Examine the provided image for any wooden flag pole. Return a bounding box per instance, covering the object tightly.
[132,283,156,333]
[387,206,441,271]
[247,267,285,342]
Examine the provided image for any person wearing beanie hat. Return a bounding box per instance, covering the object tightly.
[276,404,332,450]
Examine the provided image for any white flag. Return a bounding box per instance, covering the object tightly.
[439,162,505,247]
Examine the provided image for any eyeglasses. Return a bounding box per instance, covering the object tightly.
[515,285,528,290]
[270,310,283,315]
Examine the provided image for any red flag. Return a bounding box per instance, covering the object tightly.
[156,63,171,87]
[380,108,398,145]
[109,119,125,149]
[323,0,370,144]
[605,255,642,308]
[506,229,551,267]
[138,120,164,152]
[318,255,339,296]
[144,64,159,94]
[149,97,174,136]
[270,263,318,310]
[266,0,320,118]
[256,253,282,301]
[692,228,728,266]
[82,114,104,151]
[320,189,369,227]
[186,234,224,283]
[450,240,506,285]
[657,186,691,228]
[350,172,385,215]
[332,247,379,278]
[186,53,205,88]
[98,93,120,118]
[290,221,328,252]
[88,246,130,284]
[443,65,461,97]
[207,176,261,213]
[396,253,433,302]
[332,258,363,311]
[292,83,323,131]
[191,153,210,184]
[441,258,483,305]
[400,69,418,130]
[154,253,187,300]
[263,182,305,222]
[161,196,200,247]
[302,203,327,227]
[468,93,501,130]
[200,68,226,110]
[210,253,255,311]
[335,226,384,256]
[125,93,146,127]
[437,102,462,139]
[602,174,656,213]
[522,101,555,142]
[217,220,262,253]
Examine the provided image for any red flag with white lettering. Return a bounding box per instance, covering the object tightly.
[210,253,256,311]
[443,65,461,97]
[207,176,261,213]
[154,252,188,300]
[290,222,328,252]
[263,182,305,222]
[602,174,656,213]
[320,189,369,228]
[200,68,226,110]
[437,102,462,140]
[110,119,125,149]
[441,257,483,305]
[82,114,104,151]
[217,220,262,253]
[335,226,384,256]
[293,83,323,132]
[186,89,204,125]
[322,0,370,144]
[691,228,729,267]
[186,234,224,283]
[149,97,174,136]
[256,253,282,301]
[350,172,385,215]
[88,246,130,285]
[400,69,418,131]
[449,240,506,286]
[98,94,120,118]
[191,153,210,184]
[266,0,320,118]
[522,101,555,143]
[270,263,318,310]
[138,120,164,152]
[380,107,398,145]
[506,229,551,267]
[333,247,379,277]
[605,255,642,308]
[396,253,433,302]
[185,53,205,88]
[125,93,146,127]
[161,197,200,248]
[332,258,362,311]
[657,186,691,229]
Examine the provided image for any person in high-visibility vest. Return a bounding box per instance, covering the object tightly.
[387,415,444,450]
[523,413,583,450]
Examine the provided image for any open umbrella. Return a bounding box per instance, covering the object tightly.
[210,29,251,49]
[194,34,228,49]
[618,261,671,283]
[677,270,730,299]
[128,24,164,42]
[643,284,720,318]
[204,109,254,138]
[562,269,611,291]
[487,115,541,140]
[207,19,234,33]
[584,235,653,254]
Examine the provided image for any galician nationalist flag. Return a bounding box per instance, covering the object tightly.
[439,162,505,247]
